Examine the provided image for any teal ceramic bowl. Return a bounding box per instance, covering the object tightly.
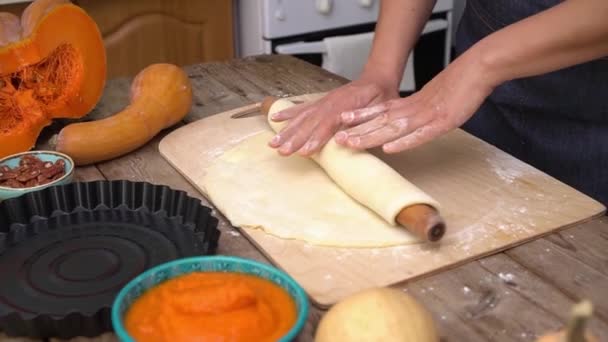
[0,150,74,202]
[112,255,309,342]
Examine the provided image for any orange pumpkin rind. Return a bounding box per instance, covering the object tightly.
[0,0,106,158]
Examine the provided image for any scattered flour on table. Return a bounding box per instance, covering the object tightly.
[498,222,533,235]
[498,272,515,283]
[463,286,471,294]
[486,157,527,184]
[204,147,229,160]
[228,230,241,237]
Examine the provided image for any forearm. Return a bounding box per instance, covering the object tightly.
[363,0,437,89]
[472,0,608,87]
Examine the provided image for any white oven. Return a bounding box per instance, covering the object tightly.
[236,0,460,93]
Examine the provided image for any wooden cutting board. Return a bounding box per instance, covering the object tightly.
[159,93,605,308]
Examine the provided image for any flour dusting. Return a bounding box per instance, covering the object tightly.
[498,272,515,283]
[487,157,525,183]
[485,155,535,185]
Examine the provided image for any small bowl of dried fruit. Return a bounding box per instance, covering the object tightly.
[0,150,74,202]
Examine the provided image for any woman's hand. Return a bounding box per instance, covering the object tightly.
[335,52,496,153]
[268,73,399,156]
[267,0,440,157]
[334,0,608,154]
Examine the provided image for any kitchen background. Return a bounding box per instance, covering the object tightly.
[0,0,466,93]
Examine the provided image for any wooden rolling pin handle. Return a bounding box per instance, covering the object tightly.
[396,204,446,242]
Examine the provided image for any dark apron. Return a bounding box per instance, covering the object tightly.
[455,0,608,206]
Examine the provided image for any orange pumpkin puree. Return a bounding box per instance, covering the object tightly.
[124,272,297,342]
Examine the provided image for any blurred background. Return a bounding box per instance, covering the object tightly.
[0,0,466,92]
[237,0,466,95]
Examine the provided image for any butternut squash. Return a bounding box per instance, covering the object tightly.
[0,0,106,158]
[56,63,193,165]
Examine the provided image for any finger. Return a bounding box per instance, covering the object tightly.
[281,98,342,153]
[340,102,390,126]
[270,101,314,122]
[297,117,341,156]
[340,112,390,137]
[345,112,433,150]
[334,114,387,146]
[268,105,317,148]
[334,99,419,146]
[342,94,424,126]
[344,118,410,150]
[276,112,324,156]
[349,94,427,135]
[382,124,446,153]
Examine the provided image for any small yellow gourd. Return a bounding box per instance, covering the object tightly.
[315,287,439,342]
[536,300,598,342]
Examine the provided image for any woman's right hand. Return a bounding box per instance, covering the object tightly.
[268,73,399,156]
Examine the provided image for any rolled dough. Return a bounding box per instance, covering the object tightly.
[199,98,440,247]
[267,99,440,225]
[200,131,418,247]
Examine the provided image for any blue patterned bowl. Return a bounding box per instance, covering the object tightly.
[112,255,309,342]
[0,150,74,202]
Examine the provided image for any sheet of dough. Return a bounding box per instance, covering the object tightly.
[201,131,418,247]
[267,99,440,225]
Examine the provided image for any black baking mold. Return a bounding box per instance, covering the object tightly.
[0,180,220,252]
[0,208,215,339]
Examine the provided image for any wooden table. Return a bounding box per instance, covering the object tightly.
[4,55,608,342]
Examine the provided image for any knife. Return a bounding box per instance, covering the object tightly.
[230,99,306,119]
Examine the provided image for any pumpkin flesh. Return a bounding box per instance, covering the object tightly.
[0,0,105,158]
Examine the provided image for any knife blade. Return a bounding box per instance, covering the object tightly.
[230,99,305,119]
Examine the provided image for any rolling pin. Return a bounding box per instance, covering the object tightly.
[261,96,446,242]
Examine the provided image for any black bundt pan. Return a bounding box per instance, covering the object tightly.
[0,181,221,339]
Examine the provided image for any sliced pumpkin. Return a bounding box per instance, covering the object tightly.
[0,0,106,158]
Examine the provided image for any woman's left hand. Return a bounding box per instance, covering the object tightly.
[334,51,497,153]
